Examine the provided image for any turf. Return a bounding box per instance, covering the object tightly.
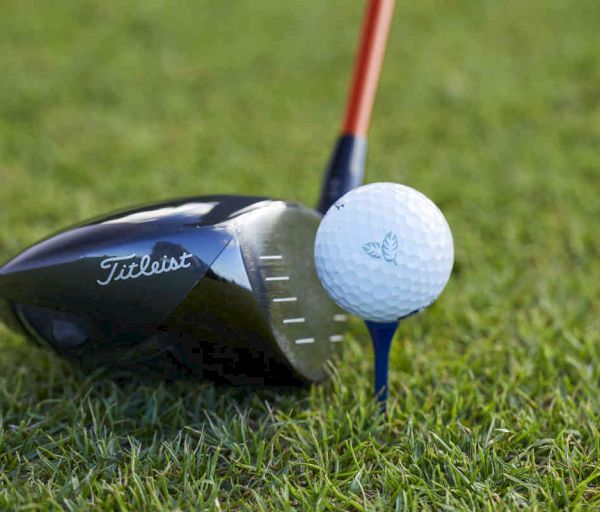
[0,0,599,509]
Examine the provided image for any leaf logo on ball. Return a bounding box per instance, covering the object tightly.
[362,232,399,265]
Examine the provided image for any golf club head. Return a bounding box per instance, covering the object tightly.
[0,196,348,385]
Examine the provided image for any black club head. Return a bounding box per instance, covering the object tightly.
[0,196,348,385]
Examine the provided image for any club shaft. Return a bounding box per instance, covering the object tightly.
[342,0,395,138]
[317,0,395,214]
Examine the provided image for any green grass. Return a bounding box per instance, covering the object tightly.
[1,0,599,509]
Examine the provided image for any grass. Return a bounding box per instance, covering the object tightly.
[0,0,599,509]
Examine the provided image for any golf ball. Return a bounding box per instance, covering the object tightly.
[314,182,454,323]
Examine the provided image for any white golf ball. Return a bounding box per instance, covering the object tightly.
[314,182,454,323]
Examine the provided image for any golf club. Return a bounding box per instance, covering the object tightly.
[0,0,395,385]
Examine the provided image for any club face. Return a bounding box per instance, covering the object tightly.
[0,195,347,385]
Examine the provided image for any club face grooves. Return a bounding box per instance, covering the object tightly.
[237,202,346,383]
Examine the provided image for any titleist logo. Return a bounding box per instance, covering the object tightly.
[97,252,194,286]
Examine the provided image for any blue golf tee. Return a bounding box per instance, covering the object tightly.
[365,320,399,413]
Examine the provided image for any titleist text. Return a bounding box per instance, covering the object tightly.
[97,252,194,286]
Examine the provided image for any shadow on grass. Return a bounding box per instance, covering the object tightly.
[0,332,319,444]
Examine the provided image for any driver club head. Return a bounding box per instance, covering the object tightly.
[0,196,348,385]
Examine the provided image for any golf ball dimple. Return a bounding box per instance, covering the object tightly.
[314,183,454,323]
